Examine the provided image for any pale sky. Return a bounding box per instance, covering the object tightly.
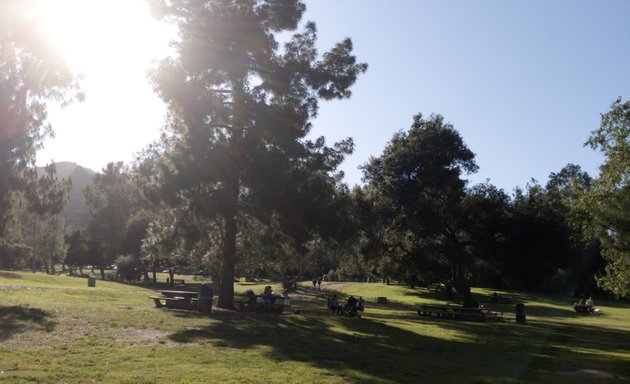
[38,0,630,192]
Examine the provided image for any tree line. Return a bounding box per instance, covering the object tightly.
[1,0,629,307]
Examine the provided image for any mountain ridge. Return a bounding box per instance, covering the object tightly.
[37,161,95,229]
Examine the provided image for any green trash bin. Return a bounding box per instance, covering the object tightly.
[88,275,96,287]
[198,284,212,313]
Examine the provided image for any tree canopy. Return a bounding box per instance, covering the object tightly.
[148,0,366,308]
[0,0,81,234]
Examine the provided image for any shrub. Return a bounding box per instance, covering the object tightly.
[115,255,142,281]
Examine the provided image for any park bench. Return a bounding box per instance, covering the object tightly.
[149,296,185,309]
[574,304,599,314]
[149,290,200,310]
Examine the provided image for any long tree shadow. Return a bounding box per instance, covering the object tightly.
[0,305,56,341]
[167,313,476,383]
[416,309,630,381]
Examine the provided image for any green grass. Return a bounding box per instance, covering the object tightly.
[1,271,629,383]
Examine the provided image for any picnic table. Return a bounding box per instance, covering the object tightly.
[574,304,599,314]
[417,304,503,321]
[149,290,199,310]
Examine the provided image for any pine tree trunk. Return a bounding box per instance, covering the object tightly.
[217,212,237,308]
[216,77,245,309]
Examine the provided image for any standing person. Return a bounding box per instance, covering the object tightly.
[317,277,322,289]
[329,294,340,315]
[312,279,317,288]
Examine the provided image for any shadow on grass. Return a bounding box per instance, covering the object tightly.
[168,313,470,383]
[0,305,56,341]
[153,283,630,383]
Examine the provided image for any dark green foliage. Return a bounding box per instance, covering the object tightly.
[115,255,142,281]
[586,97,630,297]
[148,0,366,308]
[0,239,31,269]
[64,229,89,268]
[84,162,136,272]
[361,113,479,306]
[0,0,81,235]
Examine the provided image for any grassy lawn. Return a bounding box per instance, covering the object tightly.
[1,271,629,383]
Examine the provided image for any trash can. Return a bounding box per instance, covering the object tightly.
[198,283,213,313]
[515,303,526,323]
[87,275,96,287]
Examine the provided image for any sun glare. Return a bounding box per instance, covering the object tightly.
[38,0,171,74]
[34,0,176,171]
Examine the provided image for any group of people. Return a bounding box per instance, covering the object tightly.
[328,294,364,317]
[312,277,323,289]
[574,296,594,307]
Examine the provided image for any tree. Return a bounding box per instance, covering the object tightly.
[85,162,136,278]
[592,187,630,297]
[586,97,630,297]
[361,114,479,306]
[35,214,66,274]
[148,0,366,308]
[0,0,81,234]
[65,229,90,270]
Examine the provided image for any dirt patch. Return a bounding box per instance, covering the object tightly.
[557,369,624,379]
[0,272,21,279]
[116,327,177,346]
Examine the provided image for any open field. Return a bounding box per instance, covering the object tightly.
[1,271,629,383]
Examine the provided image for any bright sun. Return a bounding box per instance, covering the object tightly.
[33,0,176,171]
[37,0,173,77]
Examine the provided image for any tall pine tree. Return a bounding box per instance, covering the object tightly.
[149,0,366,307]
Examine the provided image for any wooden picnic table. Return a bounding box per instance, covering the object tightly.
[574,304,598,314]
[150,290,199,310]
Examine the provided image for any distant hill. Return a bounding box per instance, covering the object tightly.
[39,162,95,230]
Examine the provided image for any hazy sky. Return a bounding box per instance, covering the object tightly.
[38,0,630,192]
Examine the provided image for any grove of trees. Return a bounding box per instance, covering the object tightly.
[1,0,629,306]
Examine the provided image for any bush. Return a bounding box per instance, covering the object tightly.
[0,240,31,269]
[115,255,142,281]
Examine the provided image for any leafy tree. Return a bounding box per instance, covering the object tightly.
[0,0,81,234]
[545,164,600,294]
[149,0,366,308]
[85,162,136,278]
[115,254,142,281]
[585,97,630,297]
[65,229,90,270]
[362,114,479,306]
[592,186,630,297]
[0,239,30,269]
[502,181,575,292]
[24,164,71,272]
[35,214,66,274]
[460,182,510,288]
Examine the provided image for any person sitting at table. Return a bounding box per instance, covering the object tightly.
[585,296,594,307]
[345,296,358,317]
[357,296,364,312]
